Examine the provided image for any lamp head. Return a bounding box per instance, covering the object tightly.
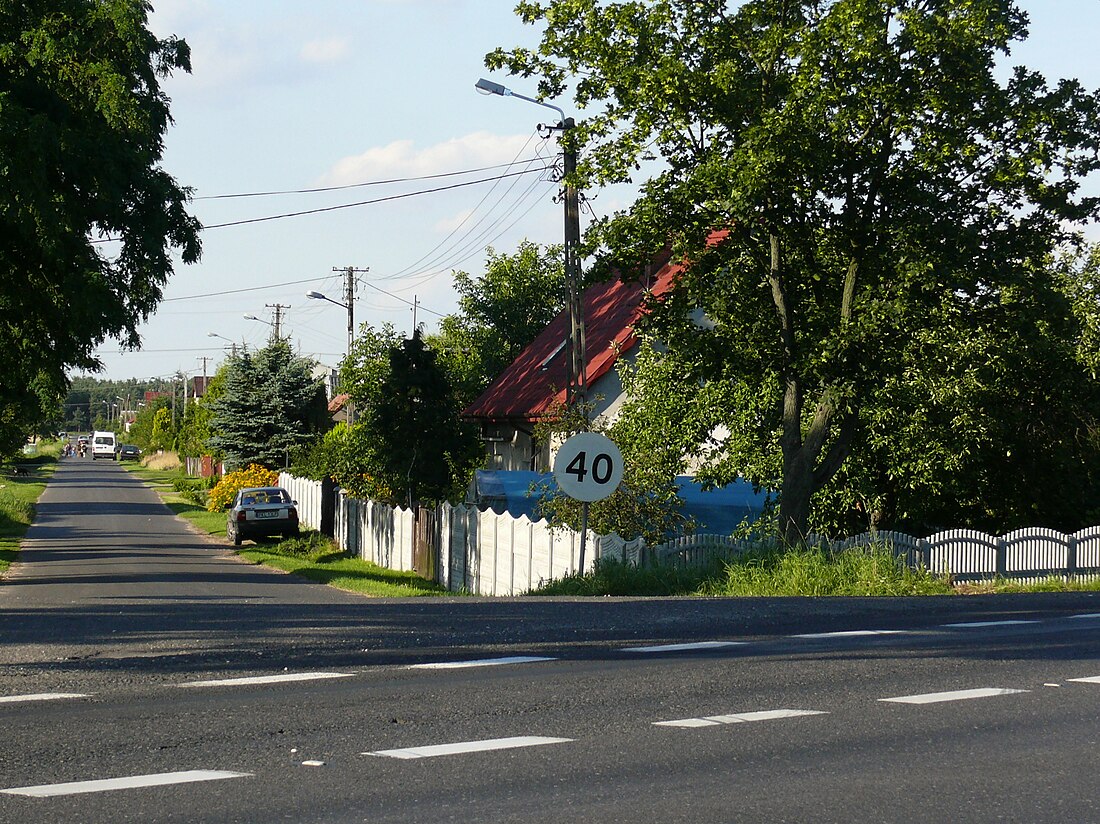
[306,291,325,300]
[475,78,507,97]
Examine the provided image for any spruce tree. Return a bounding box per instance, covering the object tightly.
[208,341,329,471]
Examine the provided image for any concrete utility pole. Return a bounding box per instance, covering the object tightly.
[561,116,587,415]
[331,266,369,424]
[265,303,290,340]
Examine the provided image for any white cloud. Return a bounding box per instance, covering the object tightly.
[299,37,351,64]
[434,208,475,233]
[318,131,549,185]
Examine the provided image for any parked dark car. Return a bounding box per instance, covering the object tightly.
[226,486,299,546]
[116,444,142,461]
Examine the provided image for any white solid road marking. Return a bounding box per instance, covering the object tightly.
[880,687,1028,704]
[941,620,1039,628]
[792,630,909,639]
[654,708,828,728]
[179,672,353,688]
[1,770,251,798]
[1069,613,1100,620]
[621,641,745,653]
[366,736,572,760]
[1067,676,1100,684]
[409,656,556,669]
[0,692,89,704]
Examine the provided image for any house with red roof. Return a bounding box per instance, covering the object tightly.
[461,251,683,472]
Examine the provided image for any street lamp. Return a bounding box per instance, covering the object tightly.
[208,331,240,357]
[307,289,355,424]
[475,77,586,413]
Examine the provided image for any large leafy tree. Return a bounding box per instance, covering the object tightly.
[491,0,1100,541]
[1,1,200,440]
[207,341,329,471]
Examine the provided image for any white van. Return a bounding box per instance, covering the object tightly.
[92,430,117,460]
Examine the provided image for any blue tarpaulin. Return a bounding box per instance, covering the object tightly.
[472,470,766,536]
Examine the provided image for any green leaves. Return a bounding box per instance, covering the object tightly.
[494,0,1100,539]
[0,0,200,437]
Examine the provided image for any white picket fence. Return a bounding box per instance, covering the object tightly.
[279,473,1100,595]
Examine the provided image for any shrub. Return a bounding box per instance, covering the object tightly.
[207,464,280,512]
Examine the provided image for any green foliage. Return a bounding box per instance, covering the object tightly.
[206,464,280,512]
[491,0,1100,540]
[366,331,482,506]
[534,400,697,543]
[292,422,391,500]
[0,1,200,443]
[700,545,954,597]
[428,242,567,405]
[531,545,952,597]
[206,340,329,472]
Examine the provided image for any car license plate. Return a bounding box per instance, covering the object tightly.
[256,510,279,519]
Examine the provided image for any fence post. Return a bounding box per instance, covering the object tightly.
[995,536,1007,579]
[1067,535,1078,581]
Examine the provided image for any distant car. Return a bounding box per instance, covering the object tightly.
[226,486,299,546]
[116,444,141,461]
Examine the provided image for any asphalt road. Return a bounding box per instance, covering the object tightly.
[2,457,1100,822]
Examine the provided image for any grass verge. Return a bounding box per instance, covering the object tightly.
[0,448,59,575]
[122,462,447,597]
[532,545,955,597]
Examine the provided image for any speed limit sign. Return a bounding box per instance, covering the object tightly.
[552,432,624,502]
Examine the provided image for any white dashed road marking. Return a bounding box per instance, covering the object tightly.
[1,770,251,798]
[178,672,353,688]
[365,736,572,760]
[1067,676,1100,684]
[654,709,827,728]
[942,620,1039,628]
[409,656,556,669]
[793,630,909,639]
[621,641,745,653]
[879,688,1028,704]
[0,693,89,704]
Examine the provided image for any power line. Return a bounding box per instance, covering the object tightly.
[201,167,550,230]
[194,158,552,200]
[161,276,326,303]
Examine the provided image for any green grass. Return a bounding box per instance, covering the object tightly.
[123,462,447,597]
[531,544,955,597]
[239,536,447,597]
[700,544,954,596]
[0,450,58,575]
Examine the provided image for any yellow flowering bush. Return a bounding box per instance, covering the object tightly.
[206,464,280,512]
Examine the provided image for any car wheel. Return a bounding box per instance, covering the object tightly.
[284,528,299,539]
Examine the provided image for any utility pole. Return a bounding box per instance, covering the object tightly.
[332,266,369,424]
[264,303,290,339]
[562,116,587,417]
[411,295,420,333]
[197,356,211,401]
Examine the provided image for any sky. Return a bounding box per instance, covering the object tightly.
[87,0,1100,383]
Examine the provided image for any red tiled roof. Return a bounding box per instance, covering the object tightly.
[462,256,684,422]
[328,393,349,413]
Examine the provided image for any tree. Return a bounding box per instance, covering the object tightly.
[490,0,1100,541]
[298,328,483,505]
[1,1,200,441]
[429,242,567,404]
[207,340,329,471]
[367,331,481,507]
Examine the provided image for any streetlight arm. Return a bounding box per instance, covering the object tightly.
[475,78,565,127]
[305,291,347,309]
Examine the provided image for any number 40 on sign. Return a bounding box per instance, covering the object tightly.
[552,432,624,503]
